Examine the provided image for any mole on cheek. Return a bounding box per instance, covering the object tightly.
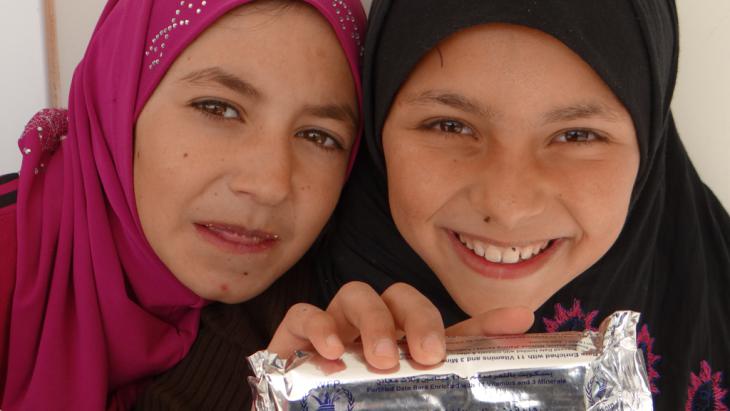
[243,272,249,276]
[183,152,189,158]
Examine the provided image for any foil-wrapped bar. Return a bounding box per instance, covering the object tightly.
[249,311,652,410]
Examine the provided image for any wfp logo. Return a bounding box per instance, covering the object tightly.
[585,375,609,406]
[300,383,355,411]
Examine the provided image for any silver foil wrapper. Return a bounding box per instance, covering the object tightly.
[248,311,652,410]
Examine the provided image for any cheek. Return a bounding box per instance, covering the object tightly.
[384,141,425,232]
[133,115,207,250]
[557,153,639,248]
[384,140,456,239]
[293,166,345,235]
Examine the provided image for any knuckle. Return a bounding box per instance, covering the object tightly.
[289,302,314,316]
[382,282,416,298]
[339,281,373,297]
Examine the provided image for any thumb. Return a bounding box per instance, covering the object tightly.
[446,306,534,337]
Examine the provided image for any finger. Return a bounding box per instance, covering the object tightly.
[268,303,344,360]
[327,281,399,370]
[381,282,446,366]
[447,306,534,337]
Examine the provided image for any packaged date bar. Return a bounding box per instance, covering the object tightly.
[248,311,652,410]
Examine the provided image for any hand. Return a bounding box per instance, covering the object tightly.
[446,306,534,336]
[267,281,446,370]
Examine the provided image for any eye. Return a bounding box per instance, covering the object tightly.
[192,99,241,120]
[295,129,344,151]
[553,129,606,144]
[424,119,475,136]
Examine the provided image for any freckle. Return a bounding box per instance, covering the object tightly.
[484,216,491,223]
[183,152,188,158]
[243,272,249,276]
[136,151,140,159]
[213,192,218,197]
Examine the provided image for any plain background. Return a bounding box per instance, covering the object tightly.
[1,0,728,207]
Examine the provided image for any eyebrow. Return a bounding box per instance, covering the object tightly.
[182,67,357,130]
[405,90,497,119]
[180,67,261,99]
[303,103,359,132]
[542,102,621,124]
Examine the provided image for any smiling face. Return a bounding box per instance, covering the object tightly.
[134,2,357,303]
[382,24,639,316]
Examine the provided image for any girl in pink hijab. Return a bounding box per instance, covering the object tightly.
[0,0,365,409]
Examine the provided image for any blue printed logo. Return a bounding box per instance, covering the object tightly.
[301,383,355,411]
[586,375,609,406]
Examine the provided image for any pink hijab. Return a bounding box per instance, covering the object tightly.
[3,0,365,409]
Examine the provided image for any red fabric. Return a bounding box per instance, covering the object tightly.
[0,181,18,402]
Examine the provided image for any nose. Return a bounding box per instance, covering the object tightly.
[227,130,293,206]
[469,149,547,230]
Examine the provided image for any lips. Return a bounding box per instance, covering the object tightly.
[448,230,561,280]
[195,222,279,254]
[456,232,551,264]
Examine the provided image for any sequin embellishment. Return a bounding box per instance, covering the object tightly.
[146,0,208,70]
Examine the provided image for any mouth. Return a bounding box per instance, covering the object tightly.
[448,230,562,280]
[456,232,553,264]
[195,222,279,254]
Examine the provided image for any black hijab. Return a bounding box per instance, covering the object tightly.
[318,0,730,408]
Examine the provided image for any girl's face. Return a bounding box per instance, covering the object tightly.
[383,24,639,316]
[134,2,357,303]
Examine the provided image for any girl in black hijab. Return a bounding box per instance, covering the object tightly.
[318,0,730,408]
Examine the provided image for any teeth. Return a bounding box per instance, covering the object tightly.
[459,234,474,250]
[457,233,552,265]
[502,247,520,264]
[520,246,533,260]
[473,243,485,257]
[484,245,502,263]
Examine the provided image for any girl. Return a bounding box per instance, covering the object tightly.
[0,0,365,409]
[309,0,730,408]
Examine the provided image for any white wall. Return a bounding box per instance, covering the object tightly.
[55,0,106,107]
[673,1,730,208]
[0,0,49,175]
[1,0,728,208]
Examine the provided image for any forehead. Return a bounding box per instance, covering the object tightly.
[398,24,627,114]
[199,1,331,46]
[166,2,352,88]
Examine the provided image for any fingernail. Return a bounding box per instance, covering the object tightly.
[421,333,445,356]
[373,338,397,358]
[326,334,341,349]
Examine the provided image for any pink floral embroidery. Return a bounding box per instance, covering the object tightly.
[637,323,661,394]
[686,361,728,411]
[542,299,599,332]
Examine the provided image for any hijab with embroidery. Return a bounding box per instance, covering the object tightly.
[3,0,364,409]
[318,0,730,408]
